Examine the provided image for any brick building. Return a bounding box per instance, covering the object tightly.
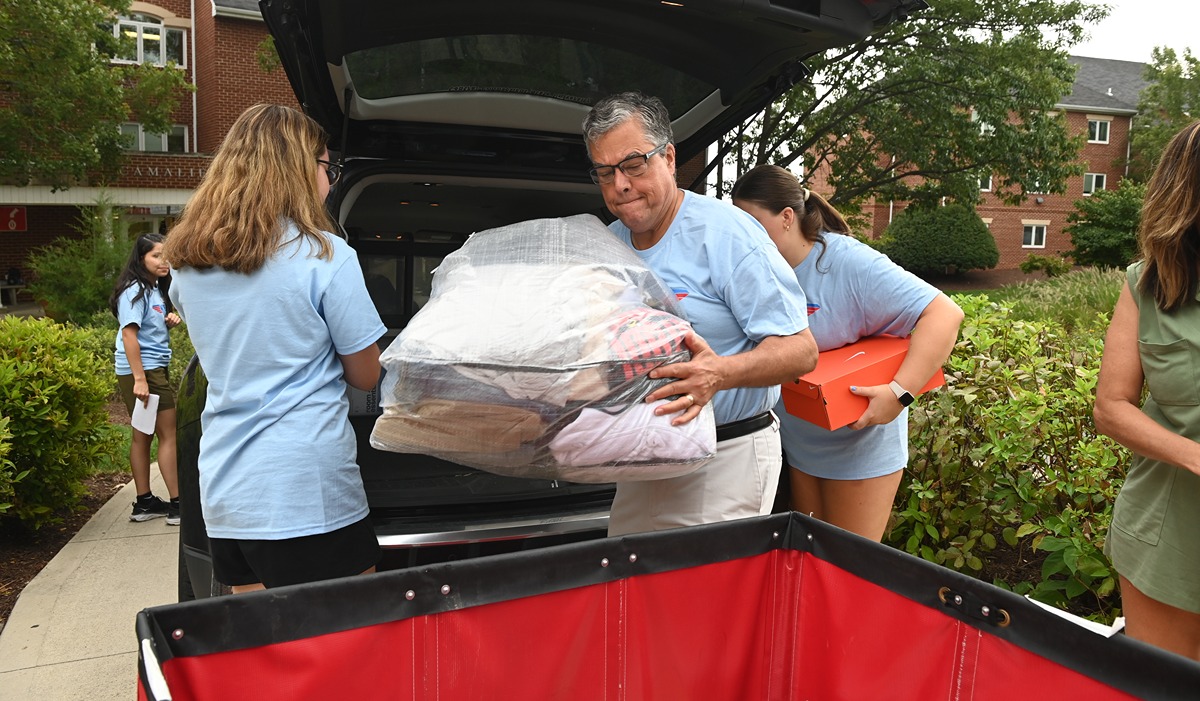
[0,0,293,302]
[857,56,1147,269]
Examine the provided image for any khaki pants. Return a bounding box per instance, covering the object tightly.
[607,415,781,536]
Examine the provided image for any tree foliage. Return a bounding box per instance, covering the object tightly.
[718,0,1106,212]
[0,0,192,190]
[879,204,999,275]
[26,196,133,324]
[1129,47,1200,181]
[1065,179,1145,268]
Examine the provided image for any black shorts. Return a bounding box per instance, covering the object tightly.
[209,516,380,588]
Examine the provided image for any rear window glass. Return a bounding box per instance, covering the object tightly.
[346,35,713,116]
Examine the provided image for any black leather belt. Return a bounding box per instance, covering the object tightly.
[716,411,773,442]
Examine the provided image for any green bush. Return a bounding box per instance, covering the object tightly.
[1066,180,1144,268]
[879,204,1000,275]
[170,323,196,383]
[855,232,890,253]
[0,415,17,516]
[890,289,1126,622]
[987,267,1123,333]
[0,317,125,530]
[1019,253,1073,278]
[25,197,133,324]
[77,314,118,366]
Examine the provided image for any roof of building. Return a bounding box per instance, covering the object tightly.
[213,0,262,19]
[1059,55,1147,114]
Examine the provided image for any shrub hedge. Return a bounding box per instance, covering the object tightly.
[879,204,1000,275]
[889,273,1127,623]
[0,317,124,529]
[1019,253,1073,278]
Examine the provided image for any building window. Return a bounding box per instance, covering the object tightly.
[1083,172,1106,196]
[1088,119,1110,144]
[1022,224,1047,249]
[120,123,188,153]
[980,175,992,192]
[112,13,186,67]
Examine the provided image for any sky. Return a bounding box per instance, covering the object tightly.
[1069,0,1196,64]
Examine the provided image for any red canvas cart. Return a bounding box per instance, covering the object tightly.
[137,512,1200,700]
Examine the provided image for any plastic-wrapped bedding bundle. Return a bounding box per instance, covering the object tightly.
[370,214,716,482]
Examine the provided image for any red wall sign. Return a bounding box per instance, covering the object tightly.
[6,207,26,232]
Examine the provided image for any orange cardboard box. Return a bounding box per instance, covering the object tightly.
[780,335,945,431]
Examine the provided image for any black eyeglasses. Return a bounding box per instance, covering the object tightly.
[317,159,342,186]
[588,143,668,185]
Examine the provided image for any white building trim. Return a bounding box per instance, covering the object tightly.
[0,186,194,207]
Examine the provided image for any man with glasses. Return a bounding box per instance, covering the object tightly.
[583,91,818,536]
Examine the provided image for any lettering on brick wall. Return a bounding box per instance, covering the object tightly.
[130,167,207,179]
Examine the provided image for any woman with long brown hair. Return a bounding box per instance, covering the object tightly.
[164,104,386,592]
[1095,120,1200,661]
[732,165,963,542]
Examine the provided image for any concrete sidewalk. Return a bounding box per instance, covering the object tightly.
[0,472,177,701]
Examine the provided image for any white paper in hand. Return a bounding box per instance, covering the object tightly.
[131,393,160,434]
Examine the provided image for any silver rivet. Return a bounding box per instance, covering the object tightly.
[172,629,184,640]
[953,595,963,605]
[600,558,610,567]
[440,584,451,595]
[405,590,415,600]
[806,533,813,542]
[981,606,991,616]
[628,554,638,563]
[772,531,780,539]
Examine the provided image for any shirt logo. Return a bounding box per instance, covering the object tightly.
[672,287,689,301]
[807,303,820,316]
[152,305,164,314]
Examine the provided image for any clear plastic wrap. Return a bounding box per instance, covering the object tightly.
[370,214,716,482]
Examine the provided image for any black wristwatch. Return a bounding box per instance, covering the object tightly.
[889,380,915,407]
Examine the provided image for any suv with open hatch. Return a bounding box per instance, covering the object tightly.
[177,0,926,598]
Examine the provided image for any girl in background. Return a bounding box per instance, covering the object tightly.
[163,104,385,592]
[732,165,963,542]
[110,232,181,524]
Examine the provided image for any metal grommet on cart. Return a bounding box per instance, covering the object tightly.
[938,586,1010,628]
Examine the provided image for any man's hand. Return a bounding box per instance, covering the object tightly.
[644,331,722,426]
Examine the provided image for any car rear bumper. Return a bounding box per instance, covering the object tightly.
[374,507,609,548]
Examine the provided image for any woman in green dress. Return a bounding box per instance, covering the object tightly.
[1094,119,1200,661]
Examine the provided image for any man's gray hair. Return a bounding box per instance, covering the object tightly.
[582,92,674,155]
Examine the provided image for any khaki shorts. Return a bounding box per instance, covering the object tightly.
[607,413,782,536]
[116,366,177,415]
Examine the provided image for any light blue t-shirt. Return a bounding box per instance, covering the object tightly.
[610,191,810,426]
[778,233,940,479]
[170,226,386,540]
[114,284,171,375]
